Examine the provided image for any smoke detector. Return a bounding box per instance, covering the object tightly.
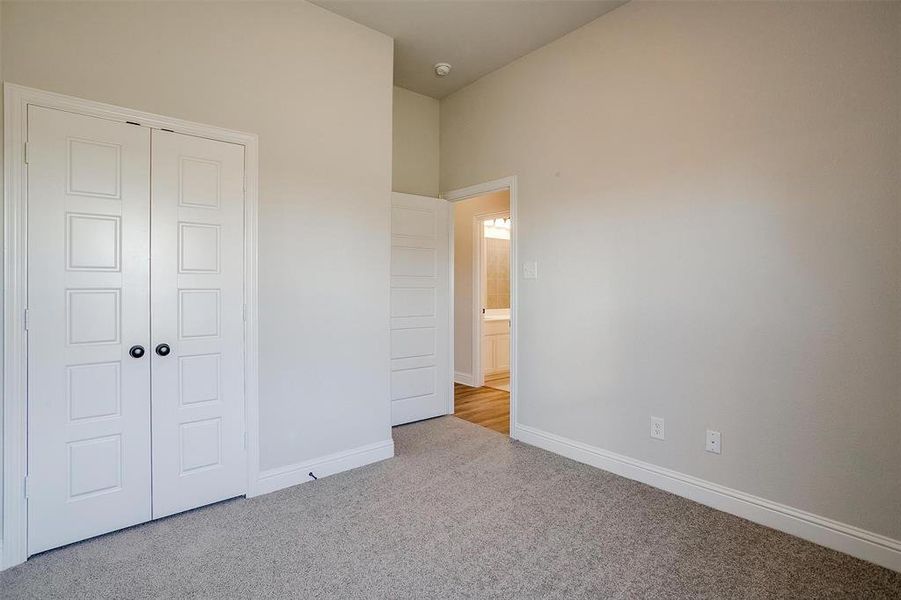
[434,62,452,78]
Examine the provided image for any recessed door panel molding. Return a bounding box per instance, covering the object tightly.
[26,105,152,555]
[66,213,122,271]
[179,156,221,209]
[67,137,122,199]
[391,205,435,238]
[67,361,122,422]
[151,129,247,519]
[391,327,436,360]
[179,418,222,475]
[178,288,221,339]
[66,288,122,345]
[389,193,450,426]
[179,222,221,273]
[391,366,436,401]
[390,287,436,318]
[179,353,222,406]
[67,434,123,499]
[391,246,437,278]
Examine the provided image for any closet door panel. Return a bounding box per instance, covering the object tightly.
[150,130,246,518]
[26,106,152,555]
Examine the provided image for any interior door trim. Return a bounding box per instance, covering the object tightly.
[2,83,261,569]
[442,176,519,438]
[471,208,510,389]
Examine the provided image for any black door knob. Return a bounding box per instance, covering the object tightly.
[155,343,171,357]
[129,345,145,359]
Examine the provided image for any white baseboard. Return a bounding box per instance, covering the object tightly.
[454,371,474,386]
[251,438,394,497]
[515,424,901,573]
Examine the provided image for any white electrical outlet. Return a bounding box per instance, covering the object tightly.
[706,430,722,454]
[650,417,665,440]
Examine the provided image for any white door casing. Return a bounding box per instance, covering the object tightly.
[150,130,247,518]
[390,193,451,426]
[443,177,517,438]
[26,106,153,554]
[472,210,510,387]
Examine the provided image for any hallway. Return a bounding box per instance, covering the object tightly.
[453,382,509,435]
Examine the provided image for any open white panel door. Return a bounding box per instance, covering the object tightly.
[26,106,152,554]
[390,193,450,425]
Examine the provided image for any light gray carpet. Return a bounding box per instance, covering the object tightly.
[2,416,899,599]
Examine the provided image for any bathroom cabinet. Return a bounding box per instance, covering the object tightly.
[482,318,511,376]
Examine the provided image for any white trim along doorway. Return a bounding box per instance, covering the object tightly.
[2,84,261,569]
[471,208,511,390]
[443,176,518,439]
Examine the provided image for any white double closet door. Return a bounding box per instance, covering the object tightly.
[27,106,246,555]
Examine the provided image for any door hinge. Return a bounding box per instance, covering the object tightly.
[243,431,248,450]
[242,304,247,322]
[24,142,30,164]
[24,308,30,331]
[24,476,31,499]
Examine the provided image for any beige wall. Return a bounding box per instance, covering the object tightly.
[2,1,394,475]
[441,1,901,539]
[485,237,510,310]
[392,86,439,196]
[0,1,4,539]
[453,191,509,380]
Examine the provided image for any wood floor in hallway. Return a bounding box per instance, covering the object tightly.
[454,382,510,435]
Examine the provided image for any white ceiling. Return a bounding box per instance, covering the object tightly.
[312,0,627,99]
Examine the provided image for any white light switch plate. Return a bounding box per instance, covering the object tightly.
[523,261,538,279]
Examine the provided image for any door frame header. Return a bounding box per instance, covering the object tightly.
[2,83,261,569]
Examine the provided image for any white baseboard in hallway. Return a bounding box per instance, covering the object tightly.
[252,439,395,496]
[515,423,901,573]
[454,371,474,386]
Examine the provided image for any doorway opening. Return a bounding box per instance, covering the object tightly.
[446,181,515,436]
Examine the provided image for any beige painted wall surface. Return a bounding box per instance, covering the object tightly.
[441,1,901,539]
[485,237,510,310]
[392,86,439,196]
[3,1,394,473]
[453,191,509,379]
[0,1,4,542]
